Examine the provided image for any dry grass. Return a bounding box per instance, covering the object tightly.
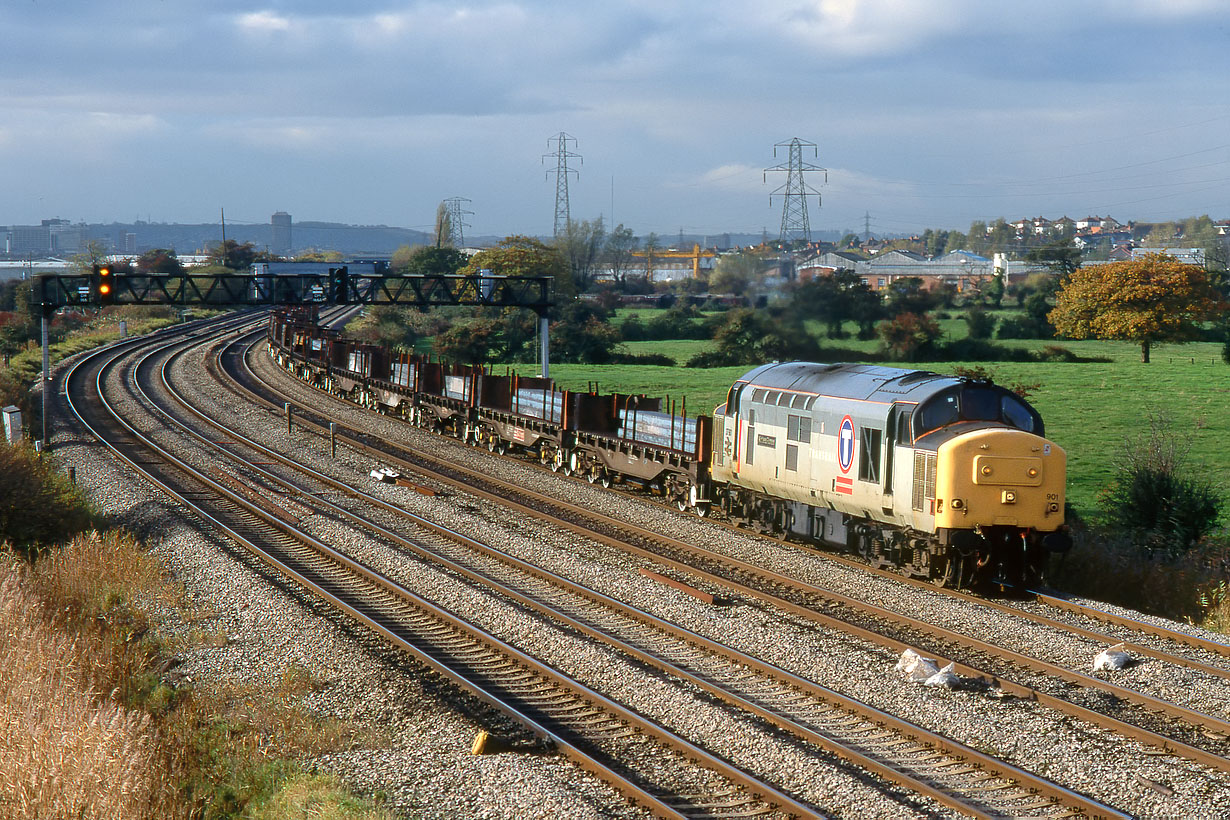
[2,529,392,819]
[0,554,179,820]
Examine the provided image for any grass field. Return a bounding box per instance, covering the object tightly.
[527,317,1229,520]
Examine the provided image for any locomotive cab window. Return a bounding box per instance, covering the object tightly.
[913,385,1043,438]
[858,427,882,483]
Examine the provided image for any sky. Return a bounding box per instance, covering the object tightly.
[2,0,1228,241]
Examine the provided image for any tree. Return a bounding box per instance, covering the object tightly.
[135,248,183,274]
[434,318,500,364]
[964,307,995,340]
[462,235,572,298]
[1049,253,1225,363]
[295,249,344,263]
[550,300,619,363]
[434,202,453,248]
[883,276,936,317]
[709,250,765,296]
[690,308,817,366]
[555,217,606,293]
[396,245,467,276]
[878,312,942,361]
[1026,240,1082,278]
[791,270,880,338]
[602,224,639,289]
[208,239,261,270]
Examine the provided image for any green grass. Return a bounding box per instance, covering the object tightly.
[528,324,1229,519]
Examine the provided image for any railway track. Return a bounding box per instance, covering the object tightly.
[240,328,1230,781]
[65,321,827,820]
[129,330,1122,818]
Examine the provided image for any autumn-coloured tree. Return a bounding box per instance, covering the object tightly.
[1048,253,1225,363]
[878,311,942,361]
[461,235,572,297]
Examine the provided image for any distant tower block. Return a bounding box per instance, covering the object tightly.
[764,138,827,243]
[543,132,581,237]
[443,197,473,247]
[271,211,292,256]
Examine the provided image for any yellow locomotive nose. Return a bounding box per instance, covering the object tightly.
[935,429,1066,530]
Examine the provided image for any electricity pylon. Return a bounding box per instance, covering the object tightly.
[764,137,827,243]
[543,132,581,237]
[443,197,473,247]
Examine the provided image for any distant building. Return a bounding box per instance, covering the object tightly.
[796,250,864,279]
[271,212,292,256]
[5,219,84,256]
[1130,247,1206,265]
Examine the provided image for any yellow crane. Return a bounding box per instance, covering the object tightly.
[630,243,717,281]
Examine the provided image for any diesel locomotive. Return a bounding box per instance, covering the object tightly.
[268,311,1071,589]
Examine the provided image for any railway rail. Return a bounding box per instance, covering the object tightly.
[244,326,1230,779]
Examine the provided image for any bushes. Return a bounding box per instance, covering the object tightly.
[0,443,94,552]
[963,307,996,340]
[619,305,710,342]
[1098,414,1223,555]
[1050,527,1230,623]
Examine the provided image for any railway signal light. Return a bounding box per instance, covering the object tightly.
[329,266,350,303]
[95,264,115,305]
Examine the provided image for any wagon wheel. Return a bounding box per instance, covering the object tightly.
[599,472,612,488]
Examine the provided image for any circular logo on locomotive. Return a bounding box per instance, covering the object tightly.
[837,415,855,474]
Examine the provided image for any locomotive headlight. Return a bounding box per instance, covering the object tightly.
[1048,502,1060,513]
[1002,490,1017,504]
[950,498,964,509]
[1027,467,1039,478]
[980,465,993,476]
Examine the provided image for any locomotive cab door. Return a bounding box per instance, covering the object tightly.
[882,404,913,523]
[724,382,746,473]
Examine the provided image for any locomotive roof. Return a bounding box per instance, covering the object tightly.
[736,361,963,403]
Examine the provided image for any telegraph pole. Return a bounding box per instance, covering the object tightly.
[764,137,827,243]
[543,132,581,237]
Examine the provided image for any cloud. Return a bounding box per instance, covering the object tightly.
[236,10,292,33]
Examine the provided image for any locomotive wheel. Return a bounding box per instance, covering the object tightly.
[694,503,709,518]
[934,555,963,588]
[599,472,612,488]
